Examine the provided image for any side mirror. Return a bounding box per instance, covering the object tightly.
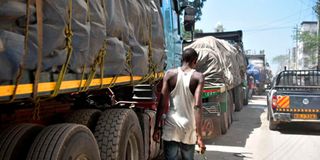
[184,6,196,32]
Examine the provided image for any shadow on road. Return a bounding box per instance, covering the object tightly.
[200,96,266,160]
[278,122,320,136]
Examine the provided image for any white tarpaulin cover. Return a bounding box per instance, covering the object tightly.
[185,36,245,89]
[0,0,165,83]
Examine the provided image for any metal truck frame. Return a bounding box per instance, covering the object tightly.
[0,0,194,160]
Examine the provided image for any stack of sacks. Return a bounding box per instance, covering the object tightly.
[0,0,165,83]
[185,36,242,89]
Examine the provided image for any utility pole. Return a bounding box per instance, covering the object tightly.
[293,25,299,69]
[288,49,291,70]
[314,0,320,70]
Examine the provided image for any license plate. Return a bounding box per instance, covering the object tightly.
[293,114,317,119]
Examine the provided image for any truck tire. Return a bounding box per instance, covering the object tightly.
[65,109,102,131]
[228,91,234,125]
[27,123,100,160]
[269,119,278,131]
[243,88,249,105]
[0,124,43,160]
[234,86,243,112]
[94,109,144,160]
[220,112,228,134]
[268,108,279,131]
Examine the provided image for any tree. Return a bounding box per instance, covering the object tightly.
[188,0,207,21]
[314,0,320,68]
[297,31,319,51]
[215,22,225,32]
[272,54,289,70]
[292,1,320,68]
[293,29,319,68]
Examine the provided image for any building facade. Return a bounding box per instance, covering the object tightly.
[296,21,317,69]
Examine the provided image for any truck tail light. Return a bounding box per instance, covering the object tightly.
[272,95,277,109]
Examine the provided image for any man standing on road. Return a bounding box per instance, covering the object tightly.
[153,48,206,160]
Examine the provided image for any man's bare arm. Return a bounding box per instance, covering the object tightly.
[194,72,205,152]
[154,71,171,129]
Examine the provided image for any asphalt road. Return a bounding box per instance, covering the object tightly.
[196,95,320,160]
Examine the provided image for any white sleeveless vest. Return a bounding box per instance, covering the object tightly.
[162,67,197,144]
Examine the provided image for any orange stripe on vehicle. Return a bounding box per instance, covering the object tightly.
[281,101,290,108]
[278,97,289,106]
[277,96,290,108]
[0,73,164,97]
[277,96,288,106]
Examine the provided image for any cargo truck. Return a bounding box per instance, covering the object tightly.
[184,30,247,137]
[0,0,196,160]
[246,53,268,95]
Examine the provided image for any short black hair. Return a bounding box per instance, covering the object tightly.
[182,48,198,63]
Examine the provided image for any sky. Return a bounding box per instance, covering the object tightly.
[196,0,318,73]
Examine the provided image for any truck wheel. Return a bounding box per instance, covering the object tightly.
[65,109,102,131]
[234,86,243,112]
[27,124,100,160]
[243,88,249,105]
[268,108,278,130]
[228,109,232,127]
[228,91,234,125]
[269,119,278,131]
[94,109,144,160]
[220,112,228,134]
[0,124,43,160]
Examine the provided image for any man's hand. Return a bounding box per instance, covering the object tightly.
[197,136,206,154]
[153,128,161,143]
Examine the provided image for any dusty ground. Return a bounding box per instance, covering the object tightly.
[196,95,320,160]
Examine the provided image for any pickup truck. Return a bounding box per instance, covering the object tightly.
[267,70,320,130]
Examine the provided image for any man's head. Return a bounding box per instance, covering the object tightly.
[182,48,198,67]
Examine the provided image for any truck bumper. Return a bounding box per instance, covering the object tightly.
[273,113,320,123]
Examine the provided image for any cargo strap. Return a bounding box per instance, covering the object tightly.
[51,0,73,97]
[99,43,106,88]
[33,0,43,100]
[140,11,160,84]
[32,98,41,120]
[85,0,90,23]
[78,64,87,92]
[80,42,107,92]
[31,0,44,120]
[126,48,134,85]
[9,0,32,103]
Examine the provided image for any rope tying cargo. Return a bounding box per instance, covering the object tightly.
[99,41,107,89]
[32,98,41,120]
[78,64,87,92]
[126,47,134,85]
[31,0,44,120]
[80,42,107,92]
[51,0,73,98]
[33,0,44,100]
[85,0,91,23]
[133,16,158,85]
[9,0,32,103]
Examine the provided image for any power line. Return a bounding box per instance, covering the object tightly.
[244,26,293,32]
[243,7,312,31]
